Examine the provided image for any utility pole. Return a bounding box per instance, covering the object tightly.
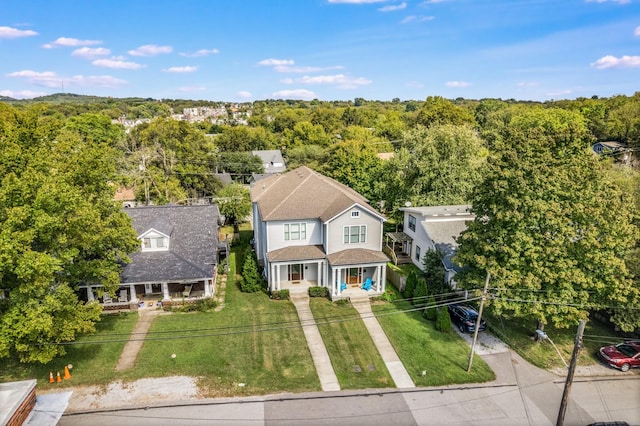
[556,319,586,426]
[467,271,490,372]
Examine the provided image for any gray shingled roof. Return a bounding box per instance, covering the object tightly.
[121,205,220,283]
[252,150,287,174]
[251,166,383,222]
[327,249,389,266]
[422,220,470,272]
[266,245,326,262]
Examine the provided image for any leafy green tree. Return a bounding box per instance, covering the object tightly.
[423,295,437,321]
[403,269,418,300]
[321,139,383,204]
[217,183,251,230]
[0,105,139,363]
[455,108,639,331]
[416,96,476,128]
[285,144,326,170]
[422,249,447,296]
[282,121,331,148]
[435,307,452,333]
[214,126,277,152]
[379,124,487,220]
[217,152,263,181]
[241,250,262,292]
[413,277,428,303]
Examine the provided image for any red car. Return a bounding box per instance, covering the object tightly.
[597,342,640,372]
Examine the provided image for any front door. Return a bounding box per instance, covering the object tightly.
[348,268,361,285]
[289,264,303,281]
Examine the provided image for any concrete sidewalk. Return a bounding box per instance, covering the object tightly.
[351,296,415,389]
[290,294,341,392]
[114,309,160,371]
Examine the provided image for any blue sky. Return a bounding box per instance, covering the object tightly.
[0,0,639,102]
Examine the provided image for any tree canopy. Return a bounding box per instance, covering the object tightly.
[0,105,139,362]
[455,108,639,331]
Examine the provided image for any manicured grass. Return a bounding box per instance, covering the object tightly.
[309,298,394,390]
[0,312,139,388]
[371,299,496,386]
[125,230,320,397]
[485,312,622,369]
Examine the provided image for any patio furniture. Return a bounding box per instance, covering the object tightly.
[340,282,347,291]
[103,294,113,304]
[118,289,128,302]
[361,278,373,291]
[182,284,193,298]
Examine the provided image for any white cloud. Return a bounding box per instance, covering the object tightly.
[585,0,630,4]
[274,65,344,73]
[42,37,101,48]
[180,48,219,57]
[0,89,47,99]
[590,54,640,69]
[271,89,316,100]
[178,86,206,92]
[328,0,386,3]
[163,66,198,73]
[0,26,38,39]
[378,2,407,12]
[237,91,252,98]
[446,81,471,87]
[546,89,572,97]
[517,81,539,87]
[284,74,372,89]
[92,58,145,69]
[7,69,127,88]
[400,15,435,24]
[71,47,111,59]
[128,44,173,56]
[635,26,640,37]
[258,58,295,66]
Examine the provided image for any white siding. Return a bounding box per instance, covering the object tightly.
[265,219,322,251]
[326,206,382,255]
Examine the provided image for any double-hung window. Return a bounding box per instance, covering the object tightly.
[408,215,416,232]
[284,223,306,241]
[415,245,421,261]
[343,225,366,244]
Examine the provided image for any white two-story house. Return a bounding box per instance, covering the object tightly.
[251,166,388,298]
[399,205,474,286]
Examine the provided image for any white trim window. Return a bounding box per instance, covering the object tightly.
[415,245,421,261]
[408,215,416,232]
[284,223,307,241]
[343,225,366,244]
[351,211,360,218]
[142,235,169,251]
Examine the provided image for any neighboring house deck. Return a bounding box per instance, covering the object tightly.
[80,205,220,308]
[251,166,388,299]
[397,205,474,286]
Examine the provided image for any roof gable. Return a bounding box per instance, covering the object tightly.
[251,166,383,222]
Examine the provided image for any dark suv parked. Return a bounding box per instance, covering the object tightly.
[448,305,487,333]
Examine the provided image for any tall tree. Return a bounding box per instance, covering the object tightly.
[0,105,139,363]
[455,108,639,331]
[216,183,252,230]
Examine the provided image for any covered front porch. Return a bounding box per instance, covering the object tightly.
[326,248,389,299]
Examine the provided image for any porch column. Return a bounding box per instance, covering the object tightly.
[276,264,281,291]
[129,284,138,302]
[270,264,276,292]
[86,287,95,302]
[381,266,386,293]
[337,268,342,295]
[376,266,382,292]
[317,261,323,287]
[204,278,212,297]
[162,283,170,301]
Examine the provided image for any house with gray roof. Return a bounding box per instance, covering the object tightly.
[398,205,474,286]
[251,150,287,174]
[251,166,388,298]
[80,205,219,306]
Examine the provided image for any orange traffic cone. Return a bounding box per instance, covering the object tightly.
[49,371,54,383]
[56,371,62,383]
[64,366,71,380]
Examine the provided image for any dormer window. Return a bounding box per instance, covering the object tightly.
[140,229,170,251]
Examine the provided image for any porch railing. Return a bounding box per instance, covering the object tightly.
[383,245,397,265]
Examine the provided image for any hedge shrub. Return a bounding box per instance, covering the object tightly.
[309,286,329,298]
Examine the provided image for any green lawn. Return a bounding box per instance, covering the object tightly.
[372,299,496,386]
[485,312,621,370]
[123,230,320,397]
[0,312,139,388]
[309,298,394,389]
